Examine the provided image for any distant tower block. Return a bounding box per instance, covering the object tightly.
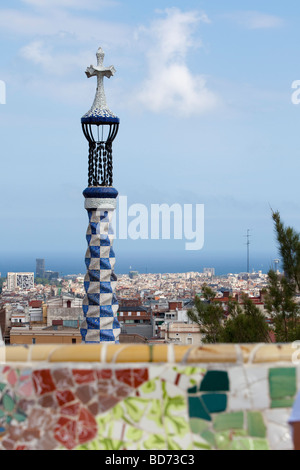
[36,258,45,278]
[80,48,121,344]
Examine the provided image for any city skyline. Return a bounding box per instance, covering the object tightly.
[0,0,299,273]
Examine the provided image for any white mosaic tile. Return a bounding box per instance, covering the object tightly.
[228,367,252,411]
[245,367,270,410]
[265,409,293,450]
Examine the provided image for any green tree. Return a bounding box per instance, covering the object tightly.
[220,295,270,343]
[187,286,270,343]
[264,211,300,342]
[271,210,300,291]
[187,285,225,343]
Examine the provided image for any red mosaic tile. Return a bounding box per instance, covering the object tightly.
[97,396,120,413]
[61,403,81,417]
[75,384,96,404]
[72,369,95,384]
[54,418,77,450]
[38,394,58,409]
[52,368,74,389]
[133,368,149,388]
[114,368,149,389]
[88,402,99,416]
[77,408,97,445]
[56,390,76,407]
[98,381,112,395]
[115,369,133,387]
[96,369,112,380]
[54,406,97,449]
[175,373,181,386]
[32,370,56,396]
[113,383,133,398]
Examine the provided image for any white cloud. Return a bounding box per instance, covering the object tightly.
[0,1,131,107]
[20,40,90,76]
[3,5,219,114]
[135,8,219,116]
[227,11,284,30]
[138,63,218,116]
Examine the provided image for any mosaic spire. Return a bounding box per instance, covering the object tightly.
[80,47,121,344]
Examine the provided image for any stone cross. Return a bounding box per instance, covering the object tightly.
[85,47,116,113]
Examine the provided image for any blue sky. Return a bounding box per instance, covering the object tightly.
[0,0,300,275]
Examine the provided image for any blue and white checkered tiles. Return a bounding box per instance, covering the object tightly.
[80,208,120,343]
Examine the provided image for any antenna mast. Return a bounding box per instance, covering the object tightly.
[244,229,251,290]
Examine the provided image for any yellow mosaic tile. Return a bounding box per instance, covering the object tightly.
[250,344,294,364]
[4,346,30,363]
[0,344,296,365]
[185,345,238,363]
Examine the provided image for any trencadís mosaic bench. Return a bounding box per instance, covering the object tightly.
[0,343,297,450]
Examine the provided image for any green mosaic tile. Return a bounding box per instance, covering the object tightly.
[126,427,143,442]
[193,441,212,450]
[214,430,248,450]
[189,418,209,435]
[252,439,270,451]
[213,412,244,432]
[3,394,14,412]
[202,393,227,413]
[271,398,295,409]
[144,434,167,450]
[201,429,216,447]
[188,396,211,421]
[12,411,27,423]
[269,368,296,400]
[228,438,269,451]
[200,371,229,392]
[215,431,231,450]
[247,412,266,438]
[187,385,198,394]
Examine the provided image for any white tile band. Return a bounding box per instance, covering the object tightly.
[84,198,117,210]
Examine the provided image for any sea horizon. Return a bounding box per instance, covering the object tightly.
[0,251,280,278]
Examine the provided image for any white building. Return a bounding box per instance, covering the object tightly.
[160,322,202,345]
[7,272,34,291]
[203,268,215,277]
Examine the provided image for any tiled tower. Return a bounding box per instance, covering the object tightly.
[80,48,121,343]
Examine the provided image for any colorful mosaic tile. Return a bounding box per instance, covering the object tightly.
[269,367,297,408]
[247,411,267,438]
[200,371,229,392]
[0,363,297,450]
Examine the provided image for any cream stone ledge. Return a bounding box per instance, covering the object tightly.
[0,343,296,365]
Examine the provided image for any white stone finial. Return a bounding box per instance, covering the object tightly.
[84,47,116,116]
